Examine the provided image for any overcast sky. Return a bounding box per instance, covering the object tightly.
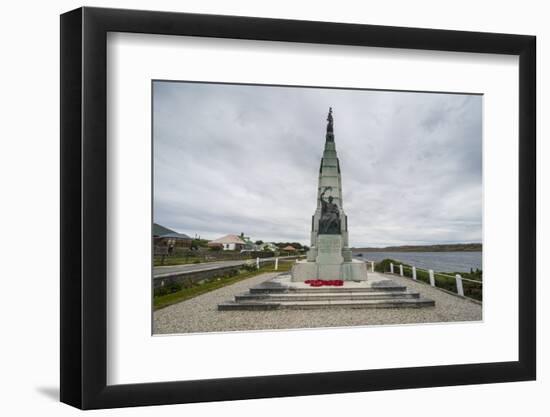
[153,81,482,247]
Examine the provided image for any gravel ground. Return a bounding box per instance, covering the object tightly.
[153,272,482,334]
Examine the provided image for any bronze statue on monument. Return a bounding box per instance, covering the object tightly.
[319,186,340,234]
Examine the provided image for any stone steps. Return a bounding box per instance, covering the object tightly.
[218,276,435,311]
[235,290,420,302]
[218,297,435,311]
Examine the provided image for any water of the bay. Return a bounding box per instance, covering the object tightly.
[353,251,482,273]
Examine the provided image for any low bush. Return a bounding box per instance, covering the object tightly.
[374,258,400,273]
[154,281,183,297]
[241,263,257,272]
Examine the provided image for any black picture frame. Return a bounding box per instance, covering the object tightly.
[60,6,536,410]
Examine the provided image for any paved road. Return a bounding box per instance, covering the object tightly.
[153,256,297,278]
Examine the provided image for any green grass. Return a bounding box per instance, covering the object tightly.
[153,261,293,311]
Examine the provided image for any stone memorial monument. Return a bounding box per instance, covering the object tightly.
[218,108,435,310]
[291,108,369,282]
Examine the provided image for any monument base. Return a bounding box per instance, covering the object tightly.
[291,259,368,282]
[316,235,344,264]
[291,234,368,282]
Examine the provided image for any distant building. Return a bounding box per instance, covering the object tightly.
[153,223,192,249]
[282,245,297,253]
[208,234,246,251]
[261,242,279,252]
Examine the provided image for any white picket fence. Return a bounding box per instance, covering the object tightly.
[370,260,482,299]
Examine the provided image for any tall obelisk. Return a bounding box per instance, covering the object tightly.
[291,108,368,281]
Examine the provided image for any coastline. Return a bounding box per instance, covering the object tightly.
[352,244,482,253]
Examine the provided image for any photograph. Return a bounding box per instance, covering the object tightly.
[152,80,483,335]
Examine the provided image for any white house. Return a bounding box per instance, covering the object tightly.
[207,234,246,251]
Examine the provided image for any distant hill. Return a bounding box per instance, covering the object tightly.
[352,243,482,252]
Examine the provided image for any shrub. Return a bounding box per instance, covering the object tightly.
[374,258,400,273]
[402,265,413,278]
[241,262,257,272]
[154,287,166,297]
[414,268,431,284]
[154,281,182,297]
[169,282,182,292]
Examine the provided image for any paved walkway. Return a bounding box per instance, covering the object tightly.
[153,272,482,334]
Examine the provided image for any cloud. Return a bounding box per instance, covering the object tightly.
[153,82,482,247]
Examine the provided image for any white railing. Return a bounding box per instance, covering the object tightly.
[370,261,483,301]
[361,259,376,272]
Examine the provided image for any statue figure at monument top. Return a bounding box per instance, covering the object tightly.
[326,107,334,134]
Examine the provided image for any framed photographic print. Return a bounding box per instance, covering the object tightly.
[60,6,536,409]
